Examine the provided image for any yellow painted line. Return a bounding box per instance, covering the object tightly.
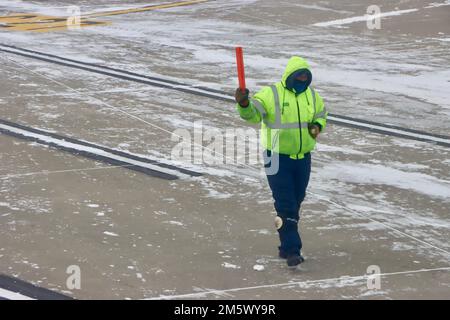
[0,14,109,32]
[0,14,45,22]
[84,0,209,18]
[0,0,209,32]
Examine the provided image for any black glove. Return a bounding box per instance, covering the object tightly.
[308,123,321,139]
[235,88,249,107]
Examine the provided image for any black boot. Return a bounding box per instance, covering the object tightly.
[287,254,305,267]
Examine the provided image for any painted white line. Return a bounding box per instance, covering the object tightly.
[328,115,449,145]
[147,266,450,299]
[312,9,419,27]
[0,123,189,179]
[0,288,35,300]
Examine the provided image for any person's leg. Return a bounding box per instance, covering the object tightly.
[294,153,312,213]
[265,152,300,257]
[293,153,312,253]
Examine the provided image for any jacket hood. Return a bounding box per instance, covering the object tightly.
[281,56,311,87]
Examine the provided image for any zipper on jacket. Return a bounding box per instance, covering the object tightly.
[296,98,303,158]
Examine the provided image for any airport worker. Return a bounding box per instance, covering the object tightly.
[235,56,328,267]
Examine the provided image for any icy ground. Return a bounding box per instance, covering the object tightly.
[0,0,449,299]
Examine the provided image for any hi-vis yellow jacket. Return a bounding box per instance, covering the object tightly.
[237,56,328,159]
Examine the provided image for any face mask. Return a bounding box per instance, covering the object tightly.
[293,81,308,94]
[286,69,312,95]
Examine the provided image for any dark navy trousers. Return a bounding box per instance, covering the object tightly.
[265,151,311,256]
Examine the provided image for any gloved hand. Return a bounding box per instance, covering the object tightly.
[235,88,250,107]
[308,123,321,139]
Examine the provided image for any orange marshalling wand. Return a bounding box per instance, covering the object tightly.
[235,46,247,93]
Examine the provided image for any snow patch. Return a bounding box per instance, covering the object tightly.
[222,262,241,269]
[316,144,367,155]
[313,9,418,27]
[103,231,119,237]
[425,1,450,9]
[253,265,265,271]
[320,162,450,199]
[163,220,184,227]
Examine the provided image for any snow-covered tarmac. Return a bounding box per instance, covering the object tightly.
[0,0,449,299]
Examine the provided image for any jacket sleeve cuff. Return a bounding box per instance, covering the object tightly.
[313,122,323,131]
[237,103,256,119]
